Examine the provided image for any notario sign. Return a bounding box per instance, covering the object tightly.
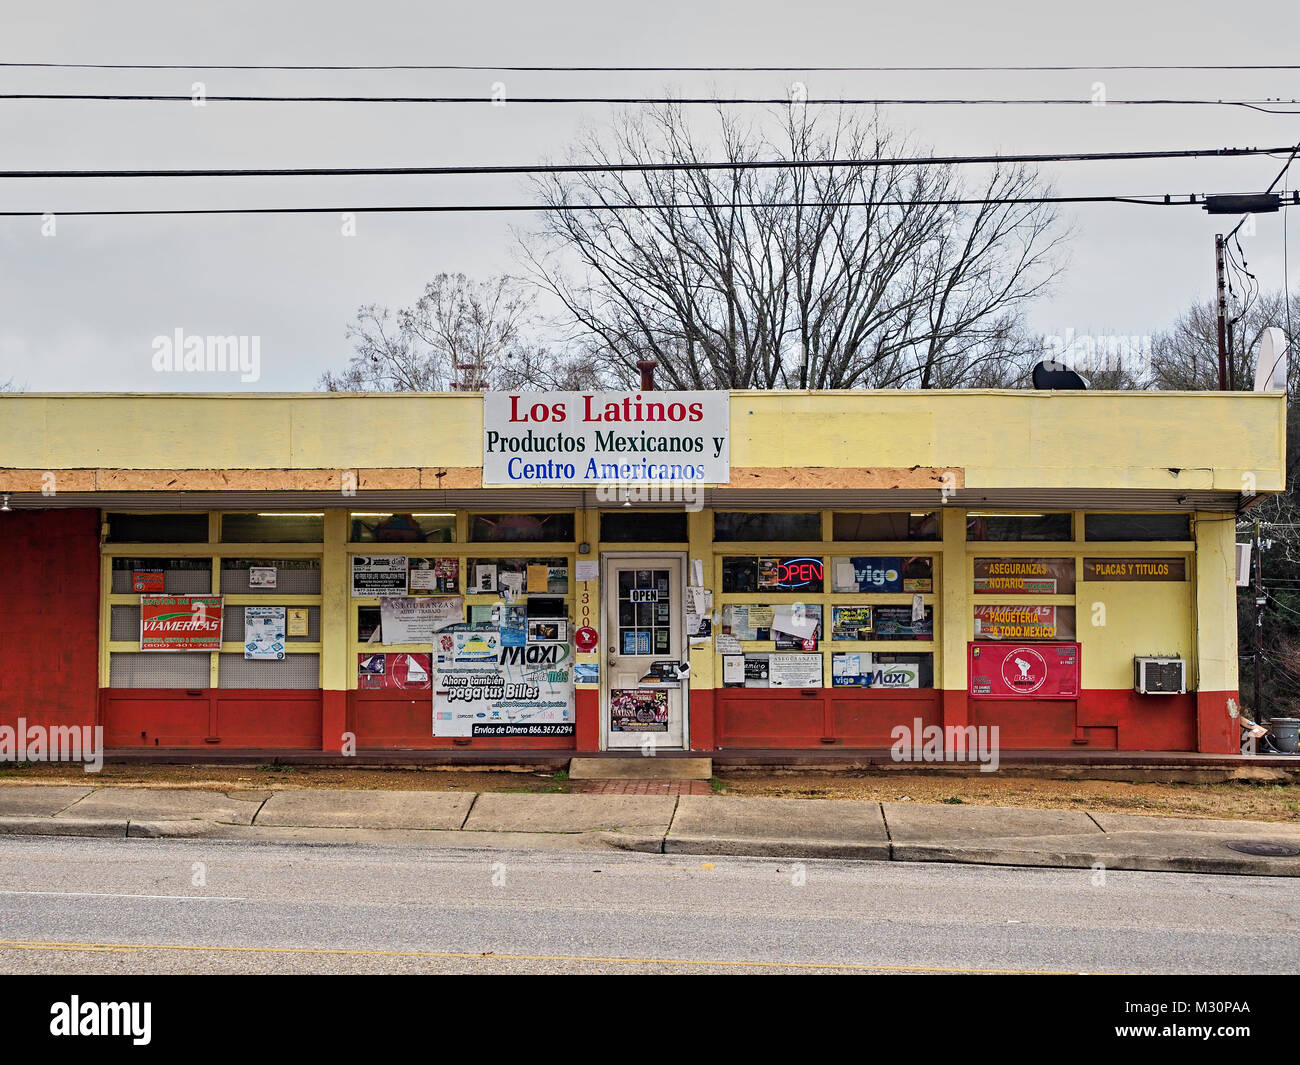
[483,391,730,486]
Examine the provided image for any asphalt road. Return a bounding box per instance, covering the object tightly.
[0,835,1295,974]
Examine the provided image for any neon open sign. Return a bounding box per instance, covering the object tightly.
[775,558,824,588]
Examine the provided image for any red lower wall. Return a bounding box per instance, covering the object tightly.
[0,509,100,729]
[709,687,1219,752]
[101,690,323,748]
[96,685,1232,753]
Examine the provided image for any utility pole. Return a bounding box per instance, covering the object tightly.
[1255,519,1265,722]
[1216,233,1229,390]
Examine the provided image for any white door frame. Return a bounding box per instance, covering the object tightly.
[598,550,691,751]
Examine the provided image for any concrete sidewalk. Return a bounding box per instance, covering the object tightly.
[2,783,1299,876]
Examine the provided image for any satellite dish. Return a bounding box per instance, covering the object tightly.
[1031,359,1090,390]
[1254,327,1289,392]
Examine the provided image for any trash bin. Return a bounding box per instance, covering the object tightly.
[1270,718,1300,753]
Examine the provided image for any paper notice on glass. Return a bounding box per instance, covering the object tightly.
[286,607,309,637]
[380,596,463,643]
[912,593,925,622]
[722,654,745,685]
[244,605,286,660]
[769,653,823,688]
[686,588,713,642]
[500,572,524,599]
[576,560,599,582]
[248,566,276,589]
[834,562,858,592]
[832,653,864,682]
[772,605,818,640]
[716,633,743,655]
[526,564,549,593]
[474,564,497,593]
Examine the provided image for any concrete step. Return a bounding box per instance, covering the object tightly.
[568,756,713,781]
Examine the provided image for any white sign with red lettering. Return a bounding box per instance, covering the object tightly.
[483,391,730,486]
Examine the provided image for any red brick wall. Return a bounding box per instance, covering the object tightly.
[0,509,100,727]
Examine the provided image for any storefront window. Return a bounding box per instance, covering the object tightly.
[465,557,571,595]
[221,513,324,543]
[721,556,825,593]
[469,513,575,542]
[220,558,322,595]
[714,512,821,542]
[349,513,454,543]
[966,513,1072,541]
[618,568,675,656]
[831,651,934,688]
[110,557,212,594]
[106,512,208,543]
[832,512,939,541]
[1084,513,1191,541]
[600,511,689,543]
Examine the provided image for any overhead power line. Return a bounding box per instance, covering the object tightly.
[3,92,1300,113]
[4,61,1300,72]
[3,193,1295,219]
[1,144,1291,181]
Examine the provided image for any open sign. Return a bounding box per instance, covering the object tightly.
[775,558,823,589]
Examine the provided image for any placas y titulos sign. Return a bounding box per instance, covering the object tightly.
[1082,558,1187,581]
[969,642,1080,699]
[482,391,730,486]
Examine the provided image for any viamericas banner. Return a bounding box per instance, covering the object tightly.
[483,391,730,486]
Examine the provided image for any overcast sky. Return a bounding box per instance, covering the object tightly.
[0,0,1296,392]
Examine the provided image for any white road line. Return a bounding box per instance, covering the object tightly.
[0,890,246,901]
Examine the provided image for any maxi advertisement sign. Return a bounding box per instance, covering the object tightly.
[483,391,730,486]
[433,630,576,737]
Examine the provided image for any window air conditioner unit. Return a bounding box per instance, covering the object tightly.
[1134,656,1186,695]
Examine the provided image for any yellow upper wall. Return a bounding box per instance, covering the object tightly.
[0,390,1286,493]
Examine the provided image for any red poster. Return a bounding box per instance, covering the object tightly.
[132,569,165,593]
[357,652,432,690]
[968,641,1080,700]
[140,595,223,651]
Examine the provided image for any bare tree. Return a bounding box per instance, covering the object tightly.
[318,273,599,392]
[520,103,1066,389]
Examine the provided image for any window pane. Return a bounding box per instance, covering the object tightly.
[106,512,208,543]
[1084,513,1191,542]
[111,557,212,594]
[713,512,821,542]
[832,512,939,541]
[601,511,688,542]
[222,513,323,543]
[469,513,575,542]
[350,513,454,543]
[466,558,570,595]
[722,556,824,593]
[967,513,1072,541]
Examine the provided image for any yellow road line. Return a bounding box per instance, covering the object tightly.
[0,940,1113,974]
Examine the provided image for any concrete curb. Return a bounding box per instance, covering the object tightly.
[0,816,130,838]
[890,842,1300,877]
[665,835,891,860]
[2,809,1298,876]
